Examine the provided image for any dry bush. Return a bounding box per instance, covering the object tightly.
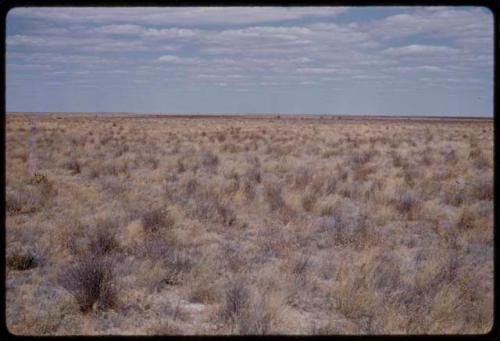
[391,151,403,167]
[443,148,458,165]
[421,148,434,166]
[6,188,36,215]
[455,206,478,230]
[144,237,193,286]
[7,247,38,271]
[318,197,379,249]
[237,294,277,335]
[6,178,55,215]
[220,243,248,274]
[291,254,311,281]
[292,167,311,189]
[220,277,252,325]
[241,177,256,202]
[149,320,184,335]
[146,155,159,169]
[219,278,278,334]
[353,164,375,182]
[184,177,200,198]
[264,181,285,212]
[216,132,226,142]
[59,253,117,313]
[200,150,219,172]
[351,151,371,170]
[324,173,338,195]
[142,207,175,233]
[322,213,378,249]
[442,184,466,206]
[114,143,129,158]
[334,263,376,320]
[89,218,120,255]
[256,226,290,259]
[474,154,491,170]
[188,186,237,226]
[187,257,220,304]
[65,158,81,175]
[394,190,421,218]
[301,190,317,212]
[176,158,186,173]
[471,177,493,201]
[221,142,238,153]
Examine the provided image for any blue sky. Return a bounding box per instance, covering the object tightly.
[6,6,494,116]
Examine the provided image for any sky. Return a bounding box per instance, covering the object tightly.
[6,6,494,116]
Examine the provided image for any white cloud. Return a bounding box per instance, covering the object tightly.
[94,24,144,35]
[6,6,493,101]
[382,44,460,57]
[155,55,200,65]
[8,7,348,26]
[296,67,338,75]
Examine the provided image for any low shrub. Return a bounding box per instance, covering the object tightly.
[59,254,117,313]
[142,208,175,233]
[89,218,120,255]
[7,247,38,270]
[394,190,421,218]
[201,150,219,172]
[220,278,252,324]
[264,182,285,212]
[66,158,81,175]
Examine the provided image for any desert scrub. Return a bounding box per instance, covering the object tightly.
[7,247,38,270]
[65,157,81,175]
[470,177,493,201]
[89,217,120,255]
[220,277,252,325]
[219,278,277,334]
[59,253,117,313]
[191,197,236,227]
[6,178,55,215]
[394,190,421,219]
[142,207,175,233]
[144,237,193,286]
[264,181,285,212]
[292,167,311,189]
[6,188,36,215]
[200,150,219,172]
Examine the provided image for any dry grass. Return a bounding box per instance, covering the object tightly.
[5,113,493,335]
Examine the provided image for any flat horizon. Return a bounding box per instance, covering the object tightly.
[5,111,494,119]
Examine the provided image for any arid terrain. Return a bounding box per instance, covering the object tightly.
[5,113,494,335]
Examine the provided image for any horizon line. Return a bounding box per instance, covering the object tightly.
[5,112,494,119]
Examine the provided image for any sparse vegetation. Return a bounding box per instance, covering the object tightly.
[6,113,493,335]
[58,253,117,313]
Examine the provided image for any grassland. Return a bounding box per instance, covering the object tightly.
[5,113,494,335]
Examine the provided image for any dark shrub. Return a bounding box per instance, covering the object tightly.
[201,150,219,171]
[142,208,174,233]
[185,178,199,197]
[145,237,193,286]
[89,218,119,255]
[59,254,116,313]
[7,248,38,270]
[395,190,420,217]
[221,278,251,323]
[391,151,403,168]
[293,167,311,189]
[302,191,317,212]
[66,158,81,174]
[325,175,337,195]
[264,182,284,212]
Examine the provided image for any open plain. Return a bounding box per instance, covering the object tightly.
[5,113,494,335]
